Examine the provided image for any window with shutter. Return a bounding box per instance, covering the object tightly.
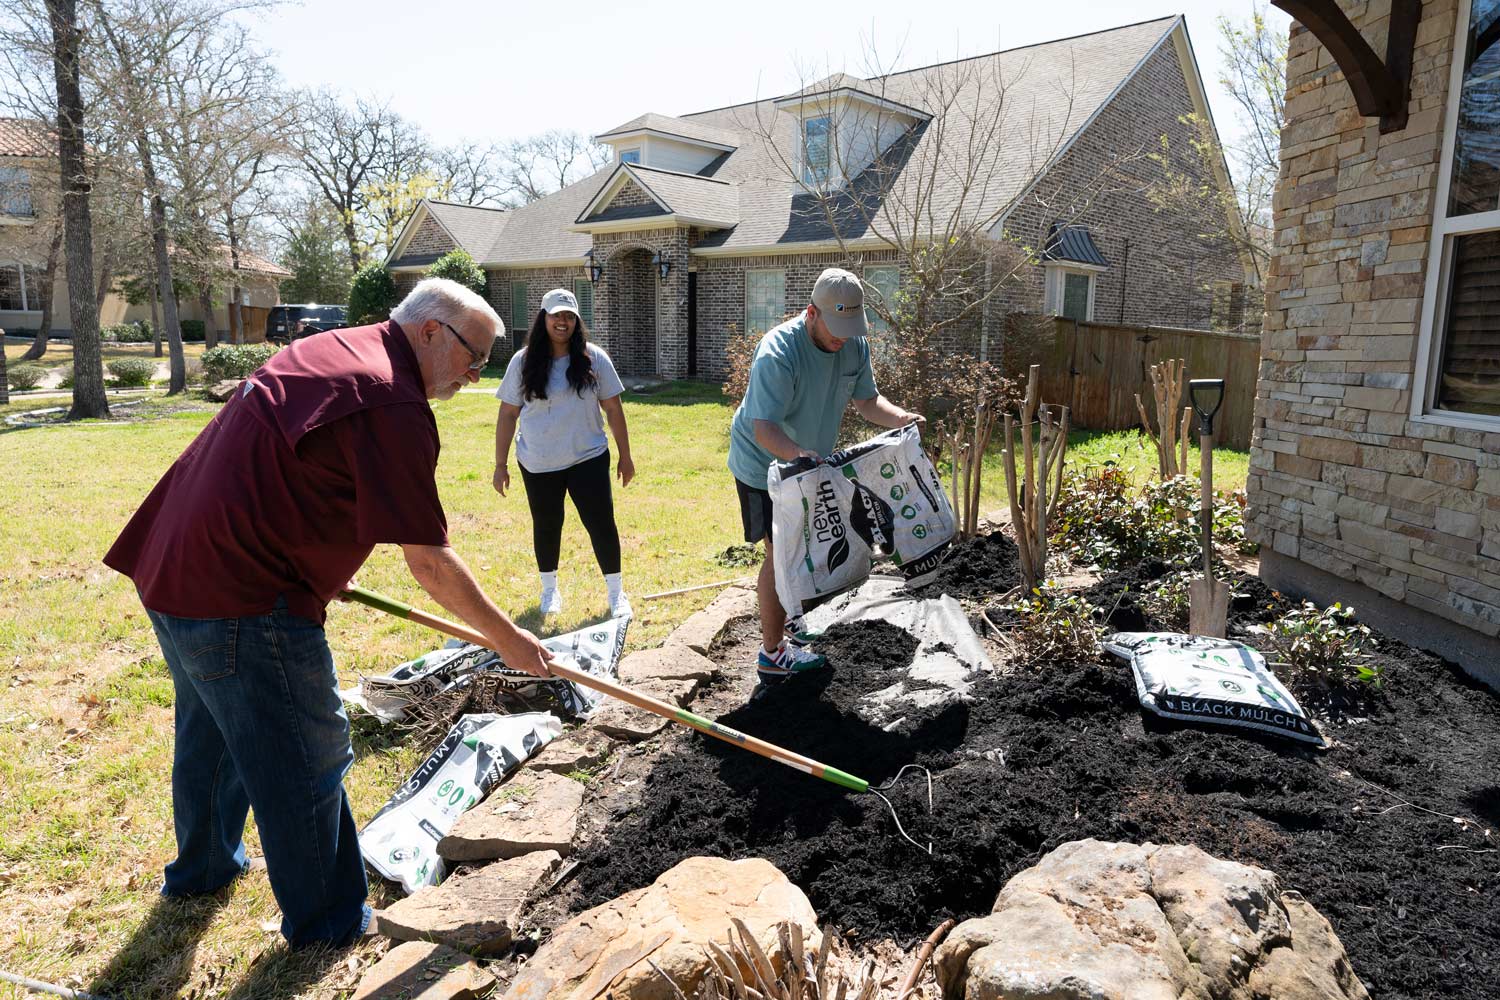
[572,278,594,329]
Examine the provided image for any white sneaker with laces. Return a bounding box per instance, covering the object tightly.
[540,587,563,615]
[608,592,633,618]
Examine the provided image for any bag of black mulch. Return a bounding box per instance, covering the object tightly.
[767,423,956,617]
[1102,632,1323,746]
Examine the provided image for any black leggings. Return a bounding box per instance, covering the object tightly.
[518,450,621,575]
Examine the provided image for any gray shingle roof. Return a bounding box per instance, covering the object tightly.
[596,113,740,149]
[442,16,1179,266]
[424,201,511,256]
[1042,223,1110,267]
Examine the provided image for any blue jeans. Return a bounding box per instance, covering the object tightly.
[145,597,371,949]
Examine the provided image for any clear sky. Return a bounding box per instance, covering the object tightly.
[248,0,1289,152]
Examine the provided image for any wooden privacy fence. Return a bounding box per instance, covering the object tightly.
[1012,318,1260,451]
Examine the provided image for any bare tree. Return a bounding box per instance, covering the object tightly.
[292,90,397,270]
[433,139,508,206]
[497,129,609,205]
[46,0,106,417]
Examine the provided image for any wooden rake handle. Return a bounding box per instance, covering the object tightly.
[340,586,871,793]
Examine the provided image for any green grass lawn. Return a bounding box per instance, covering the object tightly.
[0,378,1248,997]
[4,336,209,372]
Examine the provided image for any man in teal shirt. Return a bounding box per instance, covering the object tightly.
[728,267,922,697]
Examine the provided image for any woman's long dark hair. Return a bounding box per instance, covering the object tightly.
[521,309,596,401]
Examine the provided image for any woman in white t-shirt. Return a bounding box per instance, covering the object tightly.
[494,288,634,618]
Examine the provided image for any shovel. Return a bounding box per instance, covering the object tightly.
[341,585,935,852]
[1187,379,1229,638]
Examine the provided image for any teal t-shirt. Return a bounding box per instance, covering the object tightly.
[728,315,878,489]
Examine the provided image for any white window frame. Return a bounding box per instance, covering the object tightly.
[0,166,33,218]
[0,260,35,312]
[1412,0,1500,431]
[619,147,641,165]
[1044,262,1101,322]
[864,265,900,336]
[801,114,832,188]
[744,268,786,336]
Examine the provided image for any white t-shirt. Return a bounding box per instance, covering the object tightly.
[497,343,625,473]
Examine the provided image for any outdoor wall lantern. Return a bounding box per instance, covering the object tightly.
[586,250,603,283]
[1188,379,1226,437]
[651,251,671,280]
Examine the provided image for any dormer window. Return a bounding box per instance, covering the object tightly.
[802,116,831,187]
[619,148,641,165]
[0,166,33,217]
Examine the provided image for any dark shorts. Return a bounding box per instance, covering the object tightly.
[734,477,774,544]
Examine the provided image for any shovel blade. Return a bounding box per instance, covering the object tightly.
[1189,575,1230,638]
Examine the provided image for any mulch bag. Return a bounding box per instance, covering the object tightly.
[359,712,562,893]
[1103,632,1323,746]
[767,424,955,617]
[342,615,629,722]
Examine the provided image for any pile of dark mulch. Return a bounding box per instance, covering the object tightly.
[910,529,1021,598]
[573,590,1500,998]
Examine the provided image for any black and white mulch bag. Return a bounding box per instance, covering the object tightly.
[342,615,630,722]
[1103,632,1323,746]
[359,711,562,893]
[767,424,956,617]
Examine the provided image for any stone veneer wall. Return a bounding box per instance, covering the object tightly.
[1247,1,1500,653]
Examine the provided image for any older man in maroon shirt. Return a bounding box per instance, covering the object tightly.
[104,278,550,949]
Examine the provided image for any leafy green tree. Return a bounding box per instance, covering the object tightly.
[347,261,396,324]
[424,248,486,296]
[280,204,355,303]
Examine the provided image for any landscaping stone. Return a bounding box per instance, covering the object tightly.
[933,839,1368,1000]
[664,586,757,654]
[380,851,561,956]
[592,678,697,742]
[352,940,495,1000]
[205,378,243,402]
[528,729,614,776]
[618,646,718,687]
[504,856,819,1000]
[439,770,583,862]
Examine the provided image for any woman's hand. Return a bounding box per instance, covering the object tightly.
[493,466,511,496]
[617,453,635,487]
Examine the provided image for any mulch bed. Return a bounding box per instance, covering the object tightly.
[571,533,1500,999]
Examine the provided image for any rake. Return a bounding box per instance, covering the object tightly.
[342,585,936,853]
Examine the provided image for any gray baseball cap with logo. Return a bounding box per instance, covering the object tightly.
[541,287,580,316]
[811,267,868,341]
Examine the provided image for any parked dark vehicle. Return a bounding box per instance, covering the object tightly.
[266,304,347,344]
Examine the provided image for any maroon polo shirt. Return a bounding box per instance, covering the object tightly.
[104,321,449,623]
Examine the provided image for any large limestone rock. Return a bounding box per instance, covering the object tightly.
[618,646,718,687]
[439,770,584,862]
[934,839,1367,1000]
[664,586,757,654]
[529,729,614,776]
[381,850,561,956]
[353,940,495,999]
[505,856,820,1000]
[592,678,697,742]
[204,378,243,402]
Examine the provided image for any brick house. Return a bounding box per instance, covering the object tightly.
[388,15,1251,378]
[1246,0,1500,685]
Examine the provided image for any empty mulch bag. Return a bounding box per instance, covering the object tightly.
[767,423,956,617]
[343,615,630,722]
[1103,632,1323,746]
[360,712,562,893]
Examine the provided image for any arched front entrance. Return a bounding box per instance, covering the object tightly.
[604,246,657,376]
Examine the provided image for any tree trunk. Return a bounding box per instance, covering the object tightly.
[226,210,243,344]
[147,188,185,392]
[47,0,107,419]
[20,225,63,361]
[199,283,217,350]
[94,243,115,314]
[150,281,162,357]
[229,290,242,344]
[343,213,361,273]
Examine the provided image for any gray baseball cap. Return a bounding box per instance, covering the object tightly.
[810,268,868,341]
[541,287,580,316]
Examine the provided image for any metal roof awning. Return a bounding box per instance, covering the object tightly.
[1042,223,1110,268]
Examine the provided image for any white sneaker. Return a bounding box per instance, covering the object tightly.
[608,592,633,619]
[540,587,563,615]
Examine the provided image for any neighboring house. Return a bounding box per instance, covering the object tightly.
[1246,0,1500,686]
[0,117,288,340]
[387,15,1251,378]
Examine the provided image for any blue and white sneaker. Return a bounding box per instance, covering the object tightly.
[755,640,827,683]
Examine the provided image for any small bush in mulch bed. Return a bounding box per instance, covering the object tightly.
[575,538,1500,999]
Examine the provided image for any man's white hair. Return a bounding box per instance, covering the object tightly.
[391,277,504,337]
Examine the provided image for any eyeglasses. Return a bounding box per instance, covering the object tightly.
[440,321,487,371]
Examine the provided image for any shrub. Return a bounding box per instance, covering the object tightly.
[106,358,156,387]
[997,586,1104,669]
[348,263,397,325]
[102,322,151,343]
[184,358,204,386]
[7,363,46,391]
[1267,601,1377,687]
[424,249,486,295]
[179,320,206,342]
[1051,469,1251,569]
[202,343,278,382]
[57,371,74,389]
